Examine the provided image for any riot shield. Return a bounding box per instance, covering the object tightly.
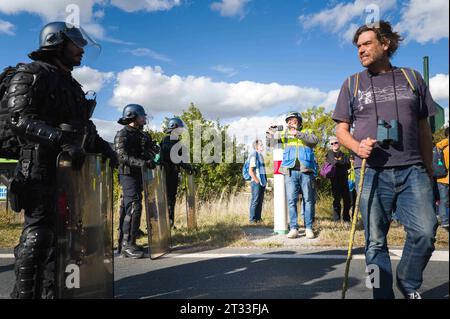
[142,165,171,259]
[55,153,114,299]
[185,173,197,230]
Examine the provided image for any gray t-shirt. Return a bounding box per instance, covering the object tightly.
[332,67,436,169]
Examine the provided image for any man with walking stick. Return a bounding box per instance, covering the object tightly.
[333,21,438,299]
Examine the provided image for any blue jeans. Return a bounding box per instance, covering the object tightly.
[356,164,438,299]
[249,181,265,222]
[437,183,449,226]
[285,170,316,230]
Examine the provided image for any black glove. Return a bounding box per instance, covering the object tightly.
[193,166,200,176]
[109,153,119,169]
[102,144,119,168]
[186,166,194,175]
[145,160,156,170]
[62,144,86,170]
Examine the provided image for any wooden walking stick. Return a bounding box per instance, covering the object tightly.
[342,158,367,299]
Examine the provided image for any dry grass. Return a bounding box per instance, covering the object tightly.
[165,191,448,249]
[0,208,23,248]
[1,190,449,250]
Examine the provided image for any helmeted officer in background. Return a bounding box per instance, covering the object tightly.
[160,118,196,228]
[7,22,117,299]
[115,104,160,259]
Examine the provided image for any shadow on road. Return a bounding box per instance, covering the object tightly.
[114,249,360,299]
[422,282,449,299]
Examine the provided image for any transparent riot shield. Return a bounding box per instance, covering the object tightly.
[55,153,114,299]
[184,173,197,230]
[142,165,171,259]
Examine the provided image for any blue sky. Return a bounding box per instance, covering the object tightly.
[0,0,448,142]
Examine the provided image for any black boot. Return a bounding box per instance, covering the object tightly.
[121,242,144,259]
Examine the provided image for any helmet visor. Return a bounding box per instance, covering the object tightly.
[63,24,101,62]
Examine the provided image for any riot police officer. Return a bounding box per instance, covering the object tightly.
[115,104,159,259]
[160,118,196,228]
[6,22,117,299]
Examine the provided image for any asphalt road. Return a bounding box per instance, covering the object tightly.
[0,247,448,299]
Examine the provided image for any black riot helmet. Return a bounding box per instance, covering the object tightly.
[165,118,186,134]
[118,104,147,125]
[29,21,100,65]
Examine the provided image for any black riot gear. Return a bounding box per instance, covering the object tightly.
[114,124,159,258]
[160,125,195,228]
[7,31,116,298]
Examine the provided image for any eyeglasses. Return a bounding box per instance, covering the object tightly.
[330,142,339,145]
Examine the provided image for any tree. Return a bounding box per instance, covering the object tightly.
[152,103,247,201]
[302,106,339,197]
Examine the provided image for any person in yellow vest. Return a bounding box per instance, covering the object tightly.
[436,127,449,231]
[270,111,319,239]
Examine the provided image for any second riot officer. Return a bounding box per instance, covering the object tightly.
[115,104,159,258]
[160,118,196,228]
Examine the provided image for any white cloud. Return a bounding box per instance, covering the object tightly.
[396,0,449,44]
[321,89,341,111]
[0,0,103,24]
[0,19,14,35]
[211,0,251,19]
[73,66,114,93]
[211,65,238,77]
[226,115,284,146]
[91,118,122,143]
[430,74,449,103]
[110,0,182,12]
[299,0,397,41]
[0,0,131,44]
[109,66,335,119]
[122,48,171,62]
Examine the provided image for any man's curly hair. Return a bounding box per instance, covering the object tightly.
[353,20,403,58]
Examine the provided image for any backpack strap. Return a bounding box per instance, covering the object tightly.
[347,72,360,123]
[400,68,419,96]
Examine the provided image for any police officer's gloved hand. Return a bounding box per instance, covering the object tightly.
[107,152,119,169]
[62,143,85,170]
[103,146,119,169]
[193,166,200,176]
[145,160,156,170]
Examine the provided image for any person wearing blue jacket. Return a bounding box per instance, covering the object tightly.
[269,111,319,239]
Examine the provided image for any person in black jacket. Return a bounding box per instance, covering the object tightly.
[7,22,117,299]
[160,118,196,228]
[114,104,159,258]
[326,136,351,222]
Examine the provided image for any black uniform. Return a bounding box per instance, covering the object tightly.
[326,150,351,222]
[160,135,192,226]
[7,60,116,299]
[114,126,158,251]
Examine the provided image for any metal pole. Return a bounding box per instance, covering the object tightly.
[423,56,436,132]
